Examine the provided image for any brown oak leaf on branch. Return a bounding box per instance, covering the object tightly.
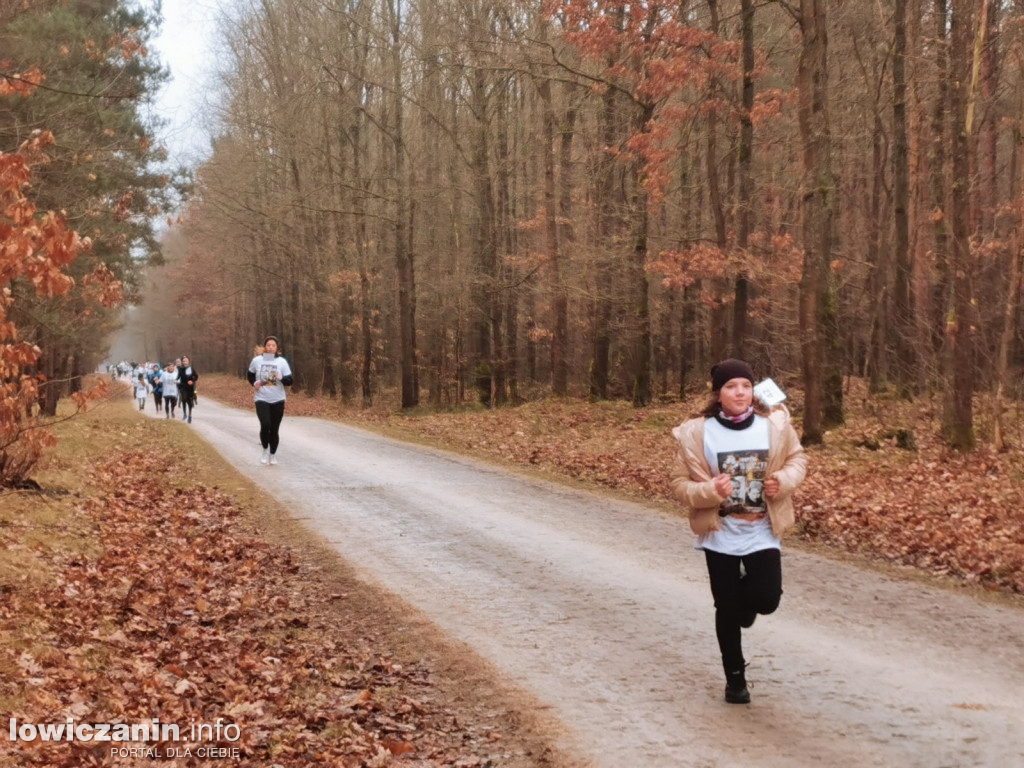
[0,127,117,486]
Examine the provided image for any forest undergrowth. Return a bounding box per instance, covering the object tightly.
[200,375,1024,597]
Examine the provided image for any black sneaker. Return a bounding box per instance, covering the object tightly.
[725,670,750,704]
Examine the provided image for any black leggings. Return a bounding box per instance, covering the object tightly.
[704,548,782,674]
[255,400,286,453]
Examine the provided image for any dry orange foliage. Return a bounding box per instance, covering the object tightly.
[1,128,121,487]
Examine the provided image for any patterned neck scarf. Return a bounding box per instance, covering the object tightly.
[719,405,754,423]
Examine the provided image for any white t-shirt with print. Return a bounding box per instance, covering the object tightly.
[249,354,292,404]
[695,414,780,556]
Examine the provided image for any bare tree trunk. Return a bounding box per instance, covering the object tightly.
[942,0,976,448]
[591,81,618,401]
[39,346,62,417]
[538,74,559,390]
[351,32,375,407]
[555,102,576,395]
[892,0,916,397]
[676,128,699,397]
[506,284,519,404]
[494,81,514,406]
[618,0,657,412]
[388,0,418,408]
[706,0,730,354]
[994,232,1022,451]
[868,105,890,393]
[629,106,654,407]
[470,65,501,406]
[732,0,755,359]
[980,1,1000,236]
[906,0,926,380]
[930,0,951,375]
[537,50,576,398]
[70,354,84,395]
[795,0,841,444]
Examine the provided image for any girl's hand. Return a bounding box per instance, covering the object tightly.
[713,473,733,498]
[764,476,780,499]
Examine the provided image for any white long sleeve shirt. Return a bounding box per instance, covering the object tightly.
[160,369,179,398]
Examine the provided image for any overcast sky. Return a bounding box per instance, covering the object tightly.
[147,0,223,167]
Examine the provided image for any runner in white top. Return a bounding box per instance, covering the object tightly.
[160,363,179,419]
[246,336,293,464]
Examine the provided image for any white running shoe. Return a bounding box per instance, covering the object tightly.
[260,449,270,464]
[269,454,278,465]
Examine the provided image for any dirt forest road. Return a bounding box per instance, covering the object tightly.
[161,398,1023,768]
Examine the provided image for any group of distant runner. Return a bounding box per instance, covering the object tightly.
[122,357,200,423]
[111,336,293,466]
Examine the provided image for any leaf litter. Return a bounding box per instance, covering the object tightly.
[0,409,565,767]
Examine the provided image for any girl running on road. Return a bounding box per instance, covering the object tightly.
[670,359,807,704]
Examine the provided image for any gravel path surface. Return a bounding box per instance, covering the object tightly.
[167,398,1024,767]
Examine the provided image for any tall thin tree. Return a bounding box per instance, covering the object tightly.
[792,0,842,443]
[942,0,977,448]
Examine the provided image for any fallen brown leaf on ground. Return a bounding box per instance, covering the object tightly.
[0,400,568,768]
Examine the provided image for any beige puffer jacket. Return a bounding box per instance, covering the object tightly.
[670,407,807,538]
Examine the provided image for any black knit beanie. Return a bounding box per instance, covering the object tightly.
[711,358,755,391]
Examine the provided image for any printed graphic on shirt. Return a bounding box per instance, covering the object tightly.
[258,363,281,385]
[718,449,768,513]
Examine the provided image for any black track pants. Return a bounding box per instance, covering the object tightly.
[704,547,782,674]
[255,400,286,453]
